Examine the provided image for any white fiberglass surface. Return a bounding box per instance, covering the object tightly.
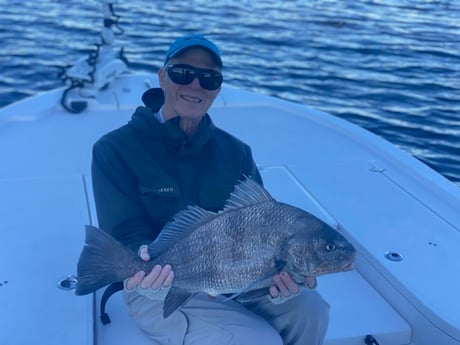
[290,162,460,340]
[0,176,92,345]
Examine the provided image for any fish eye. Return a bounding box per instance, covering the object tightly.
[325,243,336,251]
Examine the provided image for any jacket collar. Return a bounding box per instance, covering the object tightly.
[130,88,216,154]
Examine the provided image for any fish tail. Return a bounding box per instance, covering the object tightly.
[75,225,140,295]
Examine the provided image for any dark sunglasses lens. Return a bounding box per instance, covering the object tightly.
[198,72,223,90]
[168,65,195,85]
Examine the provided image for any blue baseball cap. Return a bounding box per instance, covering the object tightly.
[164,34,222,67]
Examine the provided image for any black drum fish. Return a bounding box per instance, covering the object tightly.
[76,178,356,318]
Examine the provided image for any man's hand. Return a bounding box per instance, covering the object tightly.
[269,272,317,299]
[269,272,300,298]
[125,245,174,291]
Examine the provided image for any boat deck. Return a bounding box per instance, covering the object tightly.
[1,74,459,344]
[0,172,410,345]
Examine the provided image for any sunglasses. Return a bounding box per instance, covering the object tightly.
[166,64,223,91]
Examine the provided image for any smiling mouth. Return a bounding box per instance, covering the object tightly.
[182,95,202,103]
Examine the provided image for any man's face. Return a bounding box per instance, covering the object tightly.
[159,47,222,123]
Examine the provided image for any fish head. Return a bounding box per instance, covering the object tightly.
[284,213,356,279]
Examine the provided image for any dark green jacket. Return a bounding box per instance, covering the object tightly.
[91,88,262,251]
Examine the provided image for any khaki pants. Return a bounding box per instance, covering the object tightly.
[124,288,330,345]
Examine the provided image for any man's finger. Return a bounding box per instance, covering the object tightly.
[139,246,150,261]
[279,272,300,294]
[163,270,175,287]
[305,276,317,289]
[126,271,145,290]
[140,265,161,289]
[269,285,279,298]
[272,273,290,297]
[151,265,173,289]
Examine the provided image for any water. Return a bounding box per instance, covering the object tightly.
[0,0,459,185]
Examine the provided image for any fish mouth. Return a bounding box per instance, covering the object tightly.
[337,255,357,272]
[340,262,354,272]
[309,260,355,276]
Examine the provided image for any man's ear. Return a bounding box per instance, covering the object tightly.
[158,67,167,88]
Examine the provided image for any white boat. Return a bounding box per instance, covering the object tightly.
[1,4,459,345]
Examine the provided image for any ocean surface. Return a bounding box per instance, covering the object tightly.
[0,0,459,185]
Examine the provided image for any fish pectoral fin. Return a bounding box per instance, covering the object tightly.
[224,260,286,301]
[163,287,194,319]
[273,260,287,272]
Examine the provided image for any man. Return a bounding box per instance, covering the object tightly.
[92,34,329,344]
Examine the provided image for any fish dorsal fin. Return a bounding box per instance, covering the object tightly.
[148,178,271,258]
[148,205,215,258]
[222,178,273,211]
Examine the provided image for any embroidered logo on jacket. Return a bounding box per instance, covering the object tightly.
[139,185,176,196]
[157,187,175,193]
